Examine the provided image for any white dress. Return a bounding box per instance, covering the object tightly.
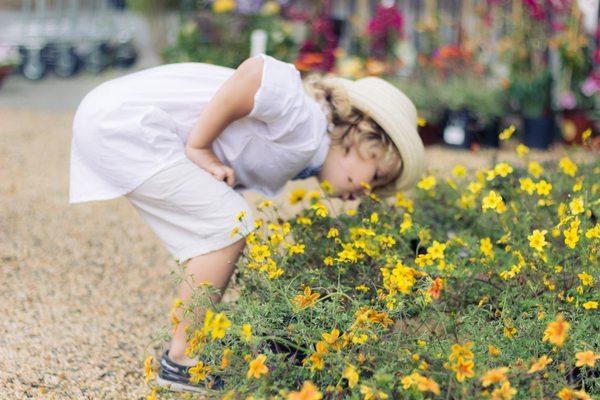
[68,53,330,204]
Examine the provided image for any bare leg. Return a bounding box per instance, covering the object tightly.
[168,237,247,366]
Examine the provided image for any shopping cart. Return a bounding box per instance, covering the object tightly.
[0,0,137,80]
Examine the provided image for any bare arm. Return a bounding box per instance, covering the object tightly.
[185,56,264,186]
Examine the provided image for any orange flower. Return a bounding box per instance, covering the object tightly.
[449,342,474,361]
[480,367,509,387]
[575,351,599,368]
[247,354,268,379]
[490,381,517,400]
[527,355,552,374]
[294,286,320,309]
[556,387,592,400]
[427,277,443,299]
[452,357,475,382]
[543,314,570,347]
[287,381,323,400]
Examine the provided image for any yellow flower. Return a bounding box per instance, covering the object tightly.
[559,157,578,176]
[417,116,427,127]
[499,125,516,140]
[257,199,273,210]
[519,177,536,195]
[322,328,343,351]
[583,301,598,310]
[582,128,592,143]
[146,387,158,400]
[536,180,552,196]
[527,355,552,374]
[212,0,235,13]
[290,188,307,205]
[528,161,544,178]
[287,243,305,256]
[189,361,211,384]
[564,218,581,249]
[327,227,339,238]
[493,162,513,177]
[370,212,379,224]
[569,197,584,215]
[287,381,322,400]
[310,202,328,218]
[296,216,312,225]
[144,356,155,383]
[308,190,321,201]
[490,381,517,400]
[452,165,467,177]
[575,351,599,367]
[528,229,548,252]
[260,0,280,16]
[320,180,333,194]
[449,342,474,362]
[230,226,240,238]
[488,345,501,356]
[209,312,231,340]
[236,210,247,221]
[241,324,253,342]
[417,175,437,191]
[516,143,529,156]
[480,367,509,387]
[482,190,506,213]
[578,272,593,286]
[480,237,494,259]
[400,213,412,234]
[542,314,570,348]
[247,354,268,379]
[468,181,484,195]
[342,364,359,388]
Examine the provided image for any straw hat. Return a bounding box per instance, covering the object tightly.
[325,76,425,198]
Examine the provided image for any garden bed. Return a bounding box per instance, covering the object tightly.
[147,149,599,399]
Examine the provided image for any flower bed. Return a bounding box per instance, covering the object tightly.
[146,151,599,399]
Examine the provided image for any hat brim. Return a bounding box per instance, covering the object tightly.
[326,76,426,197]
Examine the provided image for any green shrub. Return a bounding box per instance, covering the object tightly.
[147,154,599,399]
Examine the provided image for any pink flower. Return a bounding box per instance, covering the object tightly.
[580,73,600,97]
[558,91,576,109]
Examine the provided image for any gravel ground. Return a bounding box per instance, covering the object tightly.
[1,107,597,399]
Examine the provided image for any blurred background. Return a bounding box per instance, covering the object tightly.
[1,3,597,397]
[0,0,598,150]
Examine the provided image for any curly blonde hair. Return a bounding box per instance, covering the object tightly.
[301,73,403,188]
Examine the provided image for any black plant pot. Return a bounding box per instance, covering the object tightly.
[441,108,477,149]
[522,115,556,150]
[476,117,502,148]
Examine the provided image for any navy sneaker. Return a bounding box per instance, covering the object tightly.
[156,349,224,393]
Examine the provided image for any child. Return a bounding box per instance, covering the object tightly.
[68,52,425,393]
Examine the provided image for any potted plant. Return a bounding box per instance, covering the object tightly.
[502,1,556,150]
[551,3,596,145]
[0,44,20,89]
[437,76,505,149]
[392,77,446,145]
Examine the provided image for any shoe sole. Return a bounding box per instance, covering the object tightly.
[156,375,209,394]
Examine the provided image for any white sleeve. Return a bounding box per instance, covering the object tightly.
[248,53,322,145]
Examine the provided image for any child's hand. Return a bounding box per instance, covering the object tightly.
[185,146,236,187]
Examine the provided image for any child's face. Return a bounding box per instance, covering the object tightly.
[318,142,396,200]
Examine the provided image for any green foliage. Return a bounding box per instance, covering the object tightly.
[152,154,599,399]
